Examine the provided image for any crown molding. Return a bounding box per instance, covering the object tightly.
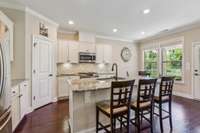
[0,1,25,11]
[96,35,133,43]
[58,29,77,34]
[0,1,59,28]
[25,7,59,28]
[137,20,200,43]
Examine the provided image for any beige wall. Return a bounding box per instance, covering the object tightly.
[57,32,139,79]
[138,26,200,97]
[1,7,58,107]
[25,12,58,80]
[0,7,26,79]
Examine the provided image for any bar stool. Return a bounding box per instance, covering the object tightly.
[154,76,174,133]
[96,80,135,133]
[130,78,157,133]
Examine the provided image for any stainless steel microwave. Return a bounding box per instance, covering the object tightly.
[79,52,96,63]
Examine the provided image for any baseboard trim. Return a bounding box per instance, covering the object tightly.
[52,97,58,102]
[173,91,193,99]
[27,106,33,114]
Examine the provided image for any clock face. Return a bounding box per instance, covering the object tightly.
[121,47,132,62]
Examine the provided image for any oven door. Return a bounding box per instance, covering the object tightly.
[0,107,11,133]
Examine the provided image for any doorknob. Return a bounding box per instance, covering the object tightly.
[49,74,53,77]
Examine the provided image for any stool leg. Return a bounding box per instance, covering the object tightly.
[136,110,140,133]
[96,107,99,133]
[127,110,130,133]
[150,106,153,133]
[120,116,122,130]
[169,100,173,130]
[159,103,164,133]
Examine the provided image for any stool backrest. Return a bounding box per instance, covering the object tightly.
[110,80,135,110]
[137,79,157,107]
[159,76,174,97]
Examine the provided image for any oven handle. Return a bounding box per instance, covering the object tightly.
[0,107,11,131]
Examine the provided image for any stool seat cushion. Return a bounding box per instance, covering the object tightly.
[96,100,128,115]
[154,96,169,102]
[131,101,151,109]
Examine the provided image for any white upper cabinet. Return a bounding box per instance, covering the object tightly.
[68,41,79,63]
[79,42,96,53]
[104,45,112,63]
[96,44,112,64]
[96,45,104,63]
[57,40,68,63]
[57,40,79,63]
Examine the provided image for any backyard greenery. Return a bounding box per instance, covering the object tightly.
[144,47,183,80]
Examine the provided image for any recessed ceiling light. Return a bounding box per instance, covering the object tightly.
[141,32,145,35]
[68,20,74,25]
[113,28,118,33]
[143,9,151,14]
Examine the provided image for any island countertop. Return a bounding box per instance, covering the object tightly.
[68,78,135,92]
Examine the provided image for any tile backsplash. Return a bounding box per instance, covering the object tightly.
[57,63,112,74]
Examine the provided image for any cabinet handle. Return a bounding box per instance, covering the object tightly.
[12,91,16,94]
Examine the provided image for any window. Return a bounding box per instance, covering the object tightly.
[162,45,183,81]
[143,38,184,82]
[144,49,159,78]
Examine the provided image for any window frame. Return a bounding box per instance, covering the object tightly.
[143,48,159,78]
[161,45,184,83]
[142,37,184,84]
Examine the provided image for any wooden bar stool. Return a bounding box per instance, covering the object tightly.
[130,78,157,133]
[96,80,135,133]
[154,76,174,133]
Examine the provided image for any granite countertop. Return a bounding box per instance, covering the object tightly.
[57,72,115,77]
[57,73,79,77]
[68,78,133,92]
[11,79,27,87]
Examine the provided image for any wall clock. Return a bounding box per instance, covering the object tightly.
[121,47,132,62]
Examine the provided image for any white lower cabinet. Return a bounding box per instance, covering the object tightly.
[11,86,20,131]
[58,76,79,98]
[19,81,29,119]
[11,80,29,131]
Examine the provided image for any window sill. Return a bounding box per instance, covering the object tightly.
[174,80,184,84]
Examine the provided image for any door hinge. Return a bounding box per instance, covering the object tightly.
[34,42,37,47]
[33,69,36,74]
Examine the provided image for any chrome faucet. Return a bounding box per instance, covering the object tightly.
[112,63,118,80]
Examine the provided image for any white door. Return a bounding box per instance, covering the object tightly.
[32,36,53,109]
[193,43,200,100]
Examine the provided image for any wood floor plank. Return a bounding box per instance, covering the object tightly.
[14,96,200,133]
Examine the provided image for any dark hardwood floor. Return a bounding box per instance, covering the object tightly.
[14,96,200,133]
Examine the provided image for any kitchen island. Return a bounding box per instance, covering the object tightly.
[68,78,137,133]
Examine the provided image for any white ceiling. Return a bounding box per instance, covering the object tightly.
[5,0,200,41]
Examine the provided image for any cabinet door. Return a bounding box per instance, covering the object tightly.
[11,86,20,131]
[19,81,29,119]
[58,77,69,98]
[58,40,68,63]
[79,42,96,53]
[104,45,112,63]
[68,41,79,63]
[96,45,104,63]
